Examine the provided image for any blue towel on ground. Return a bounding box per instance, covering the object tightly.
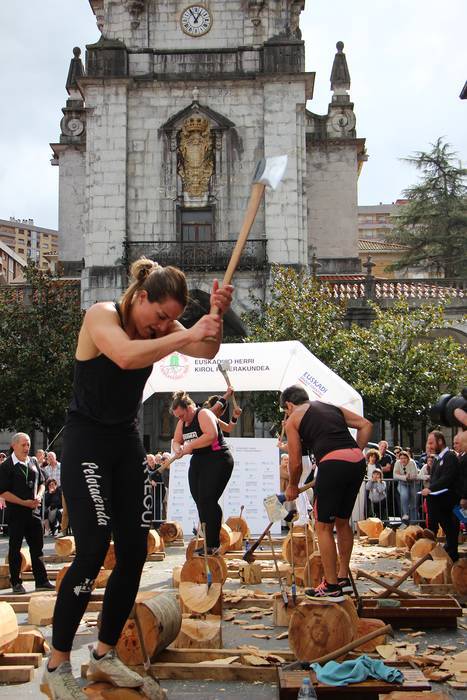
[310,655,404,687]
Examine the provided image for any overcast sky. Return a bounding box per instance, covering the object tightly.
[0,1,466,230]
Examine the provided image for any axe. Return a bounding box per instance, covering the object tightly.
[210,154,288,318]
[217,360,240,411]
[243,483,312,563]
[152,452,179,475]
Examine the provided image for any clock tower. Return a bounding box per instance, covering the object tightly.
[52,1,365,314]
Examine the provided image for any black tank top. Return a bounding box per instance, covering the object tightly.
[298,401,358,464]
[67,303,153,427]
[182,408,228,455]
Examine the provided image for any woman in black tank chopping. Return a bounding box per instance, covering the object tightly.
[43,258,233,699]
[171,391,234,553]
[281,384,373,603]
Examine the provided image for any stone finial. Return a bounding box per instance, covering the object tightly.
[330,41,351,92]
[192,86,200,103]
[66,47,85,94]
[363,255,376,277]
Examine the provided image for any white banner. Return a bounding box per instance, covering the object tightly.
[167,437,281,536]
[144,341,362,415]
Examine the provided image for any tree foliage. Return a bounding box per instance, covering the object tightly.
[0,264,83,438]
[389,138,467,277]
[243,266,465,433]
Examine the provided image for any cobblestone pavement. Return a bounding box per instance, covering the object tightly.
[0,535,465,698]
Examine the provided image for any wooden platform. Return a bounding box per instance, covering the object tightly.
[277,666,431,700]
[0,592,104,614]
[41,551,166,564]
[360,596,462,629]
[0,652,42,684]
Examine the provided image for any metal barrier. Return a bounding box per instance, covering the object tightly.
[362,477,428,526]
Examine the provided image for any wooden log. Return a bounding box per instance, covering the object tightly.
[378,527,396,547]
[4,627,47,654]
[185,537,203,561]
[413,559,449,585]
[1,665,35,684]
[104,542,116,570]
[288,601,355,661]
[281,531,314,567]
[228,531,243,552]
[410,538,436,562]
[0,602,18,652]
[219,524,234,551]
[5,547,31,572]
[116,592,182,666]
[159,521,183,543]
[340,596,359,636]
[357,517,384,539]
[180,555,228,585]
[397,525,424,549]
[272,592,306,627]
[225,515,249,539]
[173,615,222,649]
[84,683,158,699]
[28,595,56,625]
[451,558,467,594]
[178,582,222,615]
[54,536,75,557]
[238,562,262,584]
[306,552,339,588]
[172,566,182,589]
[353,618,388,652]
[94,568,111,589]
[147,529,164,555]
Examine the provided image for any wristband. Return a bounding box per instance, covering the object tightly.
[217,397,227,409]
[231,416,238,424]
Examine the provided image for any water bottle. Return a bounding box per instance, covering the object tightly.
[297,676,317,699]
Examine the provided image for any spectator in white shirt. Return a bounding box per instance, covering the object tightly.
[44,452,61,487]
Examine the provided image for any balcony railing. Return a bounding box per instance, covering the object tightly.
[124,239,268,272]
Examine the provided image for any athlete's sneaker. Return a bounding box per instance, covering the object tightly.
[337,577,353,594]
[41,661,87,699]
[304,578,345,602]
[12,583,27,594]
[87,648,144,688]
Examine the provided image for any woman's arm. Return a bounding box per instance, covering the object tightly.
[340,407,373,450]
[393,461,406,481]
[172,420,184,455]
[284,414,303,501]
[181,409,218,454]
[219,406,242,433]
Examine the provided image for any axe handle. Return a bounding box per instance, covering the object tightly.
[219,369,240,412]
[243,520,273,559]
[211,182,266,315]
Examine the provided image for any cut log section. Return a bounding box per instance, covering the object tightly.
[396,525,424,549]
[272,592,305,627]
[451,559,467,594]
[28,595,56,625]
[413,559,450,586]
[288,601,355,661]
[305,552,339,588]
[4,627,47,654]
[116,592,182,666]
[178,582,222,615]
[357,518,384,539]
[225,515,249,539]
[238,562,262,584]
[94,568,112,589]
[54,536,75,557]
[378,527,396,547]
[180,555,228,585]
[172,566,182,589]
[340,596,359,636]
[281,531,314,567]
[147,529,164,554]
[84,683,157,698]
[103,542,116,570]
[173,615,222,649]
[353,618,388,652]
[410,538,436,562]
[0,602,18,652]
[5,547,31,572]
[159,521,183,543]
[185,537,204,561]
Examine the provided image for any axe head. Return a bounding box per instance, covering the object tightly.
[263,493,297,523]
[253,155,288,190]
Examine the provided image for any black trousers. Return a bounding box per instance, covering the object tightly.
[427,494,459,561]
[8,509,48,586]
[52,418,150,652]
[188,450,234,548]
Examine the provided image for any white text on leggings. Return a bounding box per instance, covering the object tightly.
[141,459,152,528]
[82,462,110,526]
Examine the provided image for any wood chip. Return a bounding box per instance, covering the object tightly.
[276,631,288,640]
[251,634,271,639]
[376,644,397,659]
[250,614,263,620]
[223,612,236,621]
[232,620,249,626]
[242,624,274,630]
[198,656,239,666]
[408,631,425,637]
[242,655,270,667]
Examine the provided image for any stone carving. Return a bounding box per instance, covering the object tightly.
[248,0,265,26]
[330,109,356,136]
[290,1,304,38]
[124,0,146,28]
[177,116,214,198]
[60,116,85,137]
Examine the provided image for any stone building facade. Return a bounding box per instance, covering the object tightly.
[52,1,366,315]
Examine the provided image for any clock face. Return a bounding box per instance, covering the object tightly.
[180,5,212,36]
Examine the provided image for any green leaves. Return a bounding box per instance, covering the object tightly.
[242,267,465,432]
[0,264,83,436]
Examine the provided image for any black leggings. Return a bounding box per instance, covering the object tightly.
[52,419,150,652]
[188,451,234,548]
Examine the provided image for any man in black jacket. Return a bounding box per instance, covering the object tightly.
[0,433,54,593]
[421,430,460,561]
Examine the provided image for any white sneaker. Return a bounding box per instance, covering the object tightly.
[87,648,144,688]
[41,661,87,699]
